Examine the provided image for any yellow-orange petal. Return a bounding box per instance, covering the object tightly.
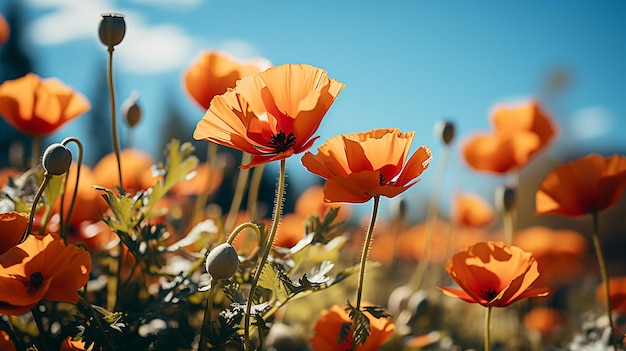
[451,192,495,227]
[0,212,28,255]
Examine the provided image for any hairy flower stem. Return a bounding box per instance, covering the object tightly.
[22,173,52,244]
[244,159,286,351]
[106,47,123,190]
[410,145,450,290]
[192,142,218,226]
[592,211,617,351]
[59,137,83,244]
[352,194,381,350]
[484,306,492,351]
[224,153,252,232]
[199,280,220,351]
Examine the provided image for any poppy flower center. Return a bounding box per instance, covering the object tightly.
[379,173,387,186]
[28,272,44,294]
[268,131,296,152]
[480,286,499,301]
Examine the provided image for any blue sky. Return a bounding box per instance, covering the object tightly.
[2,0,625,219]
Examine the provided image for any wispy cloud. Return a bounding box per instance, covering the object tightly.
[569,106,614,140]
[128,0,202,10]
[25,0,200,74]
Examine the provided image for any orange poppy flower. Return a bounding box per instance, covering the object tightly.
[462,100,556,174]
[524,307,565,335]
[0,212,28,255]
[274,213,307,249]
[193,63,345,169]
[451,192,495,227]
[310,304,395,351]
[596,276,626,315]
[0,233,90,315]
[93,148,154,194]
[536,154,626,217]
[183,51,268,109]
[0,330,16,351]
[0,73,90,136]
[0,13,9,46]
[294,185,352,222]
[170,162,224,197]
[60,337,92,351]
[514,226,588,288]
[438,241,549,307]
[301,128,432,203]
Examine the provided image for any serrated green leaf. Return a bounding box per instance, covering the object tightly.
[363,305,391,319]
[345,301,371,345]
[257,263,290,304]
[144,139,198,220]
[97,186,142,234]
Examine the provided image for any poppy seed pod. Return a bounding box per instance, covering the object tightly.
[205,243,239,280]
[42,143,72,176]
[99,13,126,48]
[435,120,455,145]
[122,92,141,128]
[496,185,516,214]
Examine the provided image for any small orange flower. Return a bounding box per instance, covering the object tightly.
[310,304,395,351]
[93,148,154,194]
[524,307,565,335]
[514,226,588,288]
[0,73,90,136]
[536,154,626,217]
[193,64,345,168]
[0,212,28,255]
[301,128,432,203]
[183,51,268,110]
[462,100,556,174]
[439,241,549,307]
[0,233,91,315]
[170,162,224,197]
[0,13,9,46]
[451,192,495,227]
[294,185,352,222]
[597,276,626,315]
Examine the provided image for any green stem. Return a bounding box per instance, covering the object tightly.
[244,159,286,351]
[224,153,252,232]
[485,306,492,351]
[352,195,381,350]
[192,142,219,226]
[78,296,116,350]
[31,135,41,169]
[107,47,123,190]
[22,173,52,244]
[199,280,220,351]
[502,205,515,245]
[59,137,83,243]
[246,163,265,221]
[591,211,617,351]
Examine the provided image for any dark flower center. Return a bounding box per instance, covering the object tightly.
[28,272,44,294]
[480,286,499,301]
[379,173,386,186]
[268,131,296,152]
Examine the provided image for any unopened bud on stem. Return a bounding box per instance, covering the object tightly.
[99,13,126,48]
[42,143,72,176]
[205,243,239,280]
[434,120,455,145]
[122,91,142,128]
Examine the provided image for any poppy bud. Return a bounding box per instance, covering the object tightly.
[42,143,72,176]
[434,120,455,145]
[205,243,239,280]
[99,13,126,48]
[122,92,142,128]
[496,185,516,214]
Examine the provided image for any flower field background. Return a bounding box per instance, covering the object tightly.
[1,2,626,351]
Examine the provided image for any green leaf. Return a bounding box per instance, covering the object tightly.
[345,300,371,345]
[363,305,391,319]
[144,139,198,220]
[96,186,143,234]
[257,263,291,304]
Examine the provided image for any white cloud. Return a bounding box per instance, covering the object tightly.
[25,0,199,74]
[216,39,267,64]
[128,0,202,9]
[569,106,614,140]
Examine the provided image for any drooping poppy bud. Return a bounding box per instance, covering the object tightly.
[496,185,516,214]
[122,91,141,128]
[99,13,126,48]
[42,143,72,176]
[205,243,239,280]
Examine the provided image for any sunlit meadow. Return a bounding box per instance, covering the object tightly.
[1,7,626,351]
